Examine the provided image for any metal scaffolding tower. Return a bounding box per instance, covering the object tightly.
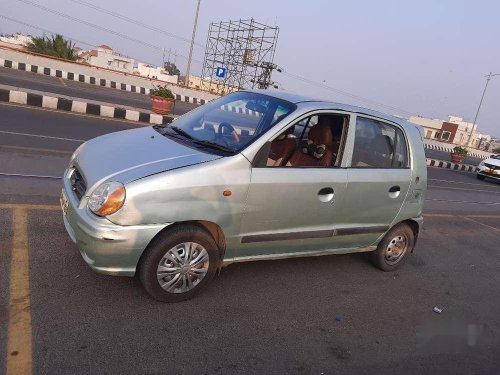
[200,18,279,94]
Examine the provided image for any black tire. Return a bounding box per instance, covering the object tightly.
[370,223,415,272]
[139,225,220,302]
[477,174,486,180]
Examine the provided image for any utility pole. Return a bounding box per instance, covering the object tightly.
[466,72,500,147]
[185,0,201,87]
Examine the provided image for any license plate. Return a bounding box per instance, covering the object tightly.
[60,189,69,215]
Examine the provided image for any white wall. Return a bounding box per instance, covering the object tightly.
[136,63,178,84]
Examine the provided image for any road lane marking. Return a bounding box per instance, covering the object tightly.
[424,213,500,218]
[464,216,500,233]
[0,130,85,142]
[0,204,60,211]
[58,78,66,87]
[6,208,32,375]
[0,172,62,179]
[428,184,500,194]
[428,178,499,188]
[0,145,73,155]
[426,198,500,205]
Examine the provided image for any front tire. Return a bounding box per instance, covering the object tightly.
[139,225,220,302]
[477,174,486,180]
[370,223,415,272]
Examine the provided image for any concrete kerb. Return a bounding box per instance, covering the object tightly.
[0,85,173,125]
[426,158,478,173]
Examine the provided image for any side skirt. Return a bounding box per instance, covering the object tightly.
[222,245,377,266]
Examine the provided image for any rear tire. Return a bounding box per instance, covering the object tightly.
[370,223,415,272]
[477,174,486,180]
[139,225,220,302]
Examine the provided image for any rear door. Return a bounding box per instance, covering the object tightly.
[334,115,411,248]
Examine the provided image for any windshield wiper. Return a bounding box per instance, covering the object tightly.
[192,140,235,153]
[168,126,194,139]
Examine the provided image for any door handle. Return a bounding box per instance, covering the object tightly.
[318,187,334,203]
[388,185,401,199]
[389,186,400,193]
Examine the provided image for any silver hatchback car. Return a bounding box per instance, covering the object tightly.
[61,90,427,302]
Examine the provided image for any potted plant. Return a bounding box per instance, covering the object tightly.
[150,86,175,115]
[450,145,468,164]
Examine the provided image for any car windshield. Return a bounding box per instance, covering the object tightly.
[157,91,296,153]
[492,155,500,160]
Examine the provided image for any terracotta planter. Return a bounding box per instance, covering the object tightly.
[450,152,466,164]
[150,95,175,115]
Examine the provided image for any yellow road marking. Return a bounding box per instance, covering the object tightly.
[6,208,32,375]
[58,78,66,87]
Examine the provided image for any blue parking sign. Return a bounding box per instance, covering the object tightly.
[216,67,226,78]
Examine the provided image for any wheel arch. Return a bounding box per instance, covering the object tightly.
[393,218,420,251]
[138,220,227,271]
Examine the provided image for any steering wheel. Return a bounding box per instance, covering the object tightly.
[218,122,241,143]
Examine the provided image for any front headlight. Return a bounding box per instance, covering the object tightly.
[88,181,126,216]
[478,161,485,167]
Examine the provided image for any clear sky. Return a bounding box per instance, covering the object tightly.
[1,0,499,137]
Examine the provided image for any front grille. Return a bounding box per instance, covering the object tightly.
[484,163,499,170]
[70,168,87,200]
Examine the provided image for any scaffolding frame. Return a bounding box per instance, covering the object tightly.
[200,18,279,94]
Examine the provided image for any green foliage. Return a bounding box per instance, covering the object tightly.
[26,34,77,61]
[150,86,175,99]
[452,146,468,156]
[163,61,180,76]
[493,147,500,153]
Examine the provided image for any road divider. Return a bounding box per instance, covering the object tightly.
[0,85,174,125]
[426,158,477,173]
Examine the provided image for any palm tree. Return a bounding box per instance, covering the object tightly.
[26,34,77,61]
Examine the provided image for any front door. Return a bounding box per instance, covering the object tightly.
[236,168,348,259]
[232,112,350,260]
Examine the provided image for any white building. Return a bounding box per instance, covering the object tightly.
[135,63,178,84]
[0,33,32,49]
[408,116,443,140]
[78,45,134,73]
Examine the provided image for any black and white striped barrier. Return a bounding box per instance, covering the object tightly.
[426,158,477,173]
[0,57,208,105]
[0,87,172,125]
[423,143,487,159]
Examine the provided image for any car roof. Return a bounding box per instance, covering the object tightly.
[243,89,411,128]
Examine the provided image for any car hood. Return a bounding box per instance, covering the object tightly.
[73,126,221,193]
[483,157,500,167]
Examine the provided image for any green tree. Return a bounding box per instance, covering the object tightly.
[26,34,77,61]
[163,61,180,76]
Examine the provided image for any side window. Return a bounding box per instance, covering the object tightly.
[261,114,347,168]
[352,117,408,168]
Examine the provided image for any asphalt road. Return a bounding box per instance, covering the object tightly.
[0,66,198,116]
[1,104,499,374]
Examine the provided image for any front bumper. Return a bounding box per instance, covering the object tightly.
[477,166,500,180]
[61,174,169,276]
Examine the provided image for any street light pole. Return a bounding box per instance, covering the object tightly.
[466,72,500,147]
[185,0,201,87]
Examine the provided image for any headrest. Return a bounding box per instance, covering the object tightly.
[309,123,333,146]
